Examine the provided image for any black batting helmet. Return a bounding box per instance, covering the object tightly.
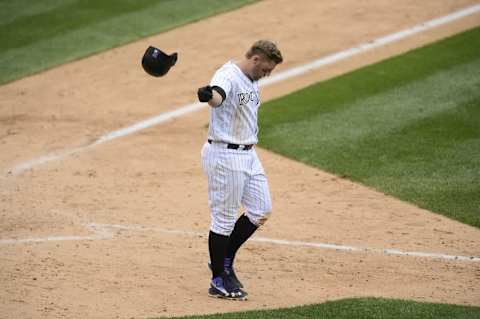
[141,46,178,77]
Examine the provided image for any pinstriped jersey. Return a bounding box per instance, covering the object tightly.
[208,61,260,145]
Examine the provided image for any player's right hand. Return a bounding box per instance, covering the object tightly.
[197,85,213,102]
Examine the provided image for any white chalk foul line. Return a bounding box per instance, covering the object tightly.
[0,224,113,245]
[6,102,205,176]
[251,237,480,262]
[259,4,480,87]
[6,4,480,176]
[1,223,479,263]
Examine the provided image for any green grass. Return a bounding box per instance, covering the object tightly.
[0,0,258,85]
[259,27,480,228]
[153,298,480,319]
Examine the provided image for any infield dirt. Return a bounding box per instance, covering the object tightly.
[1,1,480,318]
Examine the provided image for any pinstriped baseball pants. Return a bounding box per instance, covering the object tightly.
[201,142,272,236]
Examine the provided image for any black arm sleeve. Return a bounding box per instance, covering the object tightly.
[211,86,226,103]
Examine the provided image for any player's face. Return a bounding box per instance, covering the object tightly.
[251,56,277,81]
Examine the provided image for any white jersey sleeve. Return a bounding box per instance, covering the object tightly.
[210,68,232,104]
[207,61,260,145]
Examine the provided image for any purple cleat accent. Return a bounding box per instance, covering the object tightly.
[208,273,248,300]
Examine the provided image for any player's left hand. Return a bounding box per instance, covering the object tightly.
[198,85,213,102]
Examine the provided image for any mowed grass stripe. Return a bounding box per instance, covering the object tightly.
[0,0,258,85]
[0,0,78,26]
[259,27,480,228]
[157,298,480,319]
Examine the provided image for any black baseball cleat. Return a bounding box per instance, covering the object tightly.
[208,273,248,301]
[225,267,243,289]
[208,261,244,288]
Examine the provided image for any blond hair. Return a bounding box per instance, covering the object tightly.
[246,40,283,64]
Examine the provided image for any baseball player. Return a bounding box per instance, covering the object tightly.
[197,40,283,300]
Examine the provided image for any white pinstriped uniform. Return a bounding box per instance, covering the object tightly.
[201,61,272,236]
